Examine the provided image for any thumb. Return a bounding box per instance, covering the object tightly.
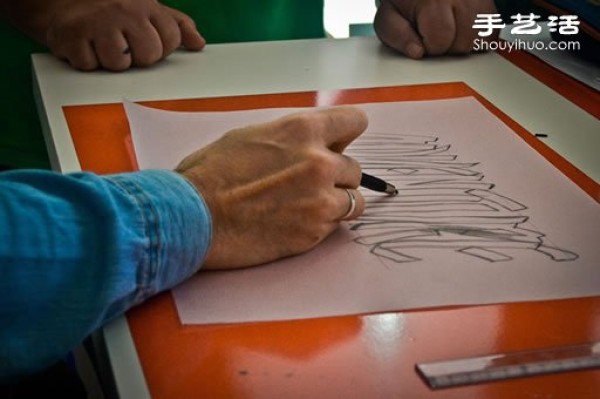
[166,7,206,51]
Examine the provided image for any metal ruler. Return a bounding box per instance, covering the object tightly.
[416,341,600,389]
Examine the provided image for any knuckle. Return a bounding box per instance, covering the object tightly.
[132,48,163,67]
[102,58,131,71]
[162,33,181,55]
[302,151,336,181]
[104,0,138,15]
[282,112,331,143]
[280,113,321,141]
[420,23,450,46]
[177,13,196,27]
[67,54,98,71]
[423,37,450,55]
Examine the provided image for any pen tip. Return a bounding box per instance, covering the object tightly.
[386,184,398,196]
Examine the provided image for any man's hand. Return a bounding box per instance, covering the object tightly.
[47,0,205,71]
[374,0,498,58]
[177,107,368,270]
[3,0,205,71]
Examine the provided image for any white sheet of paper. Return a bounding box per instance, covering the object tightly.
[125,97,600,324]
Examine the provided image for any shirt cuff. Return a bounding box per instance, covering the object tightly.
[106,169,211,298]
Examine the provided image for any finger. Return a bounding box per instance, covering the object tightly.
[335,154,362,189]
[336,188,366,221]
[448,4,477,54]
[315,106,368,153]
[150,11,182,59]
[51,39,99,71]
[416,3,456,55]
[93,31,132,71]
[373,1,425,59]
[166,7,206,50]
[124,20,164,67]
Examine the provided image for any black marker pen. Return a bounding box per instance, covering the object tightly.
[360,173,398,195]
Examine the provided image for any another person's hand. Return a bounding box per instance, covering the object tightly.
[177,107,368,270]
[44,0,205,71]
[374,0,498,59]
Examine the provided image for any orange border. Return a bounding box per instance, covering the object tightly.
[63,83,599,200]
[63,83,600,398]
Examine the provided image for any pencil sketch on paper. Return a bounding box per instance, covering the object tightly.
[345,133,578,263]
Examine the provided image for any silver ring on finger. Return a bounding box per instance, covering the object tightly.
[341,188,357,220]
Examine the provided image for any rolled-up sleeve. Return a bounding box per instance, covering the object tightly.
[0,169,211,380]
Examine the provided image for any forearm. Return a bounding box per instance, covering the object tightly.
[0,169,210,380]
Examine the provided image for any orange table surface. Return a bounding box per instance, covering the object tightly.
[64,62,600,398]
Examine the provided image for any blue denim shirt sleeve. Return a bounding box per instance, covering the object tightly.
[0,169,211,381]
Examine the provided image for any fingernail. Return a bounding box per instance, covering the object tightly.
[407,43,424,59]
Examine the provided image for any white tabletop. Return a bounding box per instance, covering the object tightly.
[32,36,600,398]
[33,36,599,180]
